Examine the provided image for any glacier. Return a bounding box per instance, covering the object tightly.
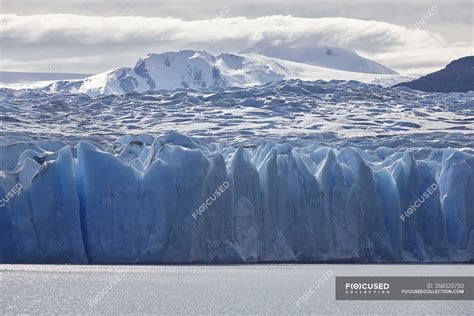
[0,131,473,264]
[0,80,473,264]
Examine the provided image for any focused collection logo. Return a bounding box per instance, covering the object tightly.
[344,282,390,295]
[337,277,472,300]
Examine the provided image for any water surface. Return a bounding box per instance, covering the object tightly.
[0,264,472,314]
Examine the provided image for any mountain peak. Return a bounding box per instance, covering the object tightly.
[45,50,402,96]
[444,56,474,70]
[395,56,474,93]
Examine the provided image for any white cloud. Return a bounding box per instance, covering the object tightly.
[1,14,472,74]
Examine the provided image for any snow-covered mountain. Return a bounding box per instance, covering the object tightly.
[244,44,398,74]
[45,50,404,96]
[0,71,90,84]
[0,71,90,90]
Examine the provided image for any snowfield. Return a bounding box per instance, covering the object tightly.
[0,80,473,263]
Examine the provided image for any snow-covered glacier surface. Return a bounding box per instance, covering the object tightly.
[0,80,473,263]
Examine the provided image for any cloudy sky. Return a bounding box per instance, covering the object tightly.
[1,0,472,75]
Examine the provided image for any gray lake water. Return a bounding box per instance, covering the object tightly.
[0,264,472,314]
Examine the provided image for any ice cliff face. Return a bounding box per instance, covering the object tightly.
[1,132,473,264]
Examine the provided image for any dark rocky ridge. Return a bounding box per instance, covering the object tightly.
[395,56,474,93]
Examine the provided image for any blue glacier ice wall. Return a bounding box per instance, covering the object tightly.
[0,132,473,263]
